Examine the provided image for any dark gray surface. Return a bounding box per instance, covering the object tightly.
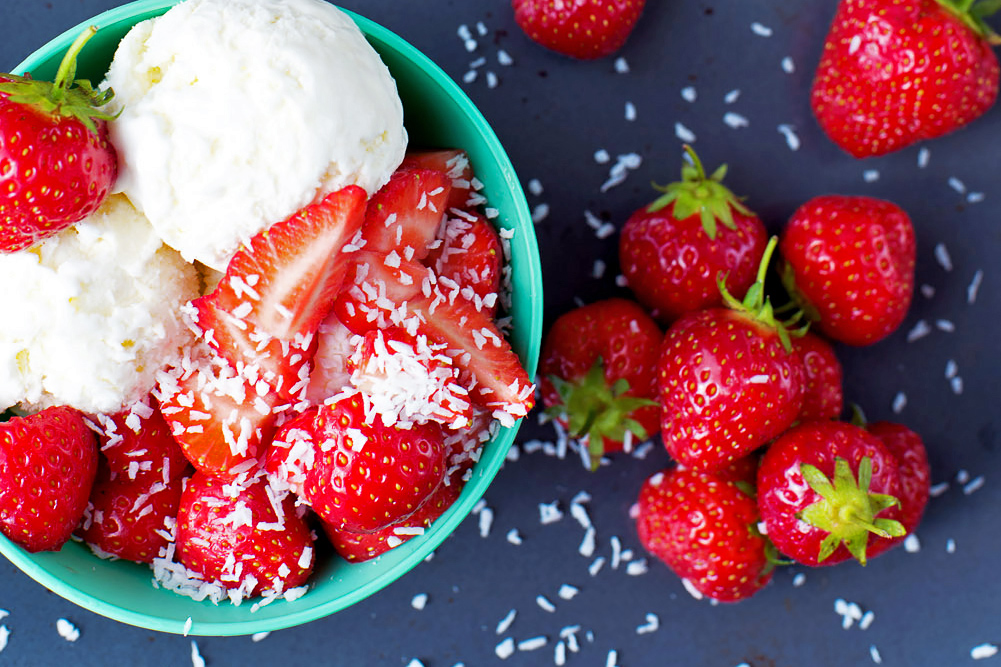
[2,1,999,665]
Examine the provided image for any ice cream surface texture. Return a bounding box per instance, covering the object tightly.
[104,0,408,270]
[0,195,200,414]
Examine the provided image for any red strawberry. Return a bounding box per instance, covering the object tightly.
[264,406,320,499]
[791,331,844,422]
[361,166,450,260]
[619,147,768,323]
[0,406,98,552]
[78,468,184,564]
[192,185,367,394]
[322,481,461,563]
[400,149,477,212]
[154,343,280,477]
[347,326,474,430]
[176,471,315,596]
[779,195,916,346]
[634,463,773,603]
[810,0,1000,158]
[538,298,661,469]
[658,238,805,472]
[757,420,906,566]
[424,211,503,317]
[865,420,930,557]
[0,27,118,252]
[91,395,189,485]
[512,0,647,60]
[298,392,447,533]
[331,249,430,334]
[443,408,495,484]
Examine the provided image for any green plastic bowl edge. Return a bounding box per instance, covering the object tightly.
[1,0,542,636]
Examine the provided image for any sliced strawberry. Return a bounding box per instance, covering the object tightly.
[409,291,535,426]
[425,211,502,317]
[322,481,461,562]
[347,326,474,430]
[331,249,431,334]
[91,394,190,485]
[78,468,184,564]
[0,406,98,552]
[154,343,280,478]
[361,166,451,260]
[443,408,495,484]
[265,406,320,498]
[401,149,477,212]
[176,471,315,597]
[302,392,447,533]
[304,311,356,404]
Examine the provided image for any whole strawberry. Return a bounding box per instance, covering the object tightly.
[538,298,661,469]
[791,331,844,423]
[634,462,774,603]
[619,146,768,323]
[865,420,931,558]
[659,238,806,473]
[298,392,447,533]
[0,406,98,552]
[779,195,915,346]
[757,421,906,567]
[0,27,118,252]
[512,0,646,60]
[811,0,1000,157]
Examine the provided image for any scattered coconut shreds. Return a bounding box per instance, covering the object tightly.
[904,533,921,553]
[539,501,564,525]
[892,391,907,414]
[405,660,425,667]
[972,643,1000,660]
[948,176,967,194]
[580,526,597,558]
[860,610,876,631]
[636,612,660,635]
[251,631,270,642]
[497,609,518,635]
[968,269,984,304]
[527,178,544,196]
[918,146,931,167]
[606,649,620,667]
[675,122,697,143]
[191,640,206,667]
[411,593,429,610]
[751,21,773,36]
[531,203,550,223]
[681,86,697,102]
[614,56,630,73]
[507,528,523,545]
[725,89,741,104]
[921,283,936,298]
[537,595,557,613]
[930,481,950,497]
[907,319,932,342]
[555,641,567,666]
[723,112,750,129]
[967,191,985,203]
[964,476,986,495]
[519,636,548,651]
[792,572,807,587]
[777,124,801,150]
[594,149,611,164]
[56,618,80,642]
[0,625,8,654]
[495,637,516,659]
[183,616,193,636]
[625,101,637,121]
[870,644,883,664]
[863,169,880,183]
[781,56,795,73]
[934,243,954,271]
[835,598,865,629]
[558,584,579,600]
[589,556,606,577]
[681,578,704,600]
[479,506,494,538]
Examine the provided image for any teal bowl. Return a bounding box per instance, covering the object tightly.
[3,0,542,637]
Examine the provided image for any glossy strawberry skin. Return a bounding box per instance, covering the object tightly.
[78,469,184,564]
[620,204,767,323]
[539,298,662,455]
[0,87,117,252]
[302,393,447,533]
[0,406,98,552]
[865,421,930,558]
[176,472,315,596]
[791,331,844,423]
[811,0,1000,158]
[361,166,450,261]
[425,212,503,317]
[635,464,773,603]
[512,0,646,60]
[658,308,805,473]
[757,421,903,567]
[779,195,915,346]
[92,396,189,485]
[400,149,476,212]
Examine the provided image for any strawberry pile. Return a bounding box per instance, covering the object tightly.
[0,31,534,603]
[540,146,930,603]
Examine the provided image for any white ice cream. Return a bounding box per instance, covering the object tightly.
[104,0,408,270]
[0,195,200,414]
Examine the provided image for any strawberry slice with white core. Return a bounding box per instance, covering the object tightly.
[425,210,503,317]
[154,342,280,478]
[361,166,451,261]
[401,149,479,212]
[347,326,473,430]
[304,311,356,404]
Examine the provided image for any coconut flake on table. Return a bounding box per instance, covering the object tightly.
[0,625,8,654]
[972,644,1000,660]
[56,618,80,642]
[191,640,206,667]
[681,86,697,102]
[750,21,773,36]
[675,122,697,143]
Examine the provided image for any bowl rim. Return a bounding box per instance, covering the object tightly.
[2,0,542,636]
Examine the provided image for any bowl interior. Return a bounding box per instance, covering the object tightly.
[2,0,542,636]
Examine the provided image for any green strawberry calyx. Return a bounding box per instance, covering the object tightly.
[935,0,1001,46]
[0,26,117,135]
[798,456,906,565]
[646,145,753,240]
[545,357,658,471]
[720,236,808,351]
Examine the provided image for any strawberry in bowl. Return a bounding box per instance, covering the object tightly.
[0,0,541,637]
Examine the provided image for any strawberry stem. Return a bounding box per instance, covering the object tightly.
[52,26,97,101]
[935,0,1001,44]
